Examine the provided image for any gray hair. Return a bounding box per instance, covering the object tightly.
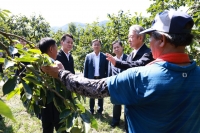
[151,31,194,47]
[129,25,146,42]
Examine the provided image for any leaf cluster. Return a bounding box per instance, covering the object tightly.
[0,14,97,132]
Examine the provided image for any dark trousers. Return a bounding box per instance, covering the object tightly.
[89,98,103,114]
[41,102,63,133]
[112,104,121,124]
[42,121,61,133]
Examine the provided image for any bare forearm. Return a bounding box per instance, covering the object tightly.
[58,70,110,98]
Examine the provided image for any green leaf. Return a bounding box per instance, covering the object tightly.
[0,13,5,20]
[53,98,61,112]
[66,114,75,129]
[21,80,32,99]
[6,85,21,100]
[0,100,15,121]
[90,116,98,130]
[28,49,41,54]
[71,126,82,133]
[42,54,52,66]
[76,103,85,113]
[26,64,35,70]
[71,92,78,99]
[2,9,11,13]
[80,111,90,123]
[15,56,39,62]
[23,75,41,85]
[64,99,75,110]
[54,93,63,107]
[0,58,5,63]
[14,43,23,49]
[21,93,27,103]
[3,76,17,95]
[59,109,71,119]
[57,123,67,132]
[4,59,15,69]
[17,49,29,56]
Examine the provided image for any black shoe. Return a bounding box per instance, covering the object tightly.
[97,112,103,116]
[111,122,119,128]
[97,112,103,118]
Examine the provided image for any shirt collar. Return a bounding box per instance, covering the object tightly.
[50,57,55,62]
[134,43,144,54]
[93,52,100,57]
[61,48,70,55]
[115,53,123,60]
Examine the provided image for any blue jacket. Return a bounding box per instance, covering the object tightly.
[84,52,108,79]
[108,61,200,133]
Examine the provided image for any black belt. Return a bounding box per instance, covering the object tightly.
[94,76,100,79]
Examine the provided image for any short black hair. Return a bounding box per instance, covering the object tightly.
[112,40,123,48]
[61,34,74,42]
[38,37,56,53]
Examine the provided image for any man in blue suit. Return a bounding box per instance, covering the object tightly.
[84,39,108,115]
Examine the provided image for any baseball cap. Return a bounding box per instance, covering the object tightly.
[140,10,194,34]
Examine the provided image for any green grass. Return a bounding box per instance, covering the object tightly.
[0,82,126,133]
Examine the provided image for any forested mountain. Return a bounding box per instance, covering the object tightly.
[51,20,108,32]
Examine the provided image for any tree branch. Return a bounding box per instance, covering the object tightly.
[0,30,34,48]
[0,41,11,56]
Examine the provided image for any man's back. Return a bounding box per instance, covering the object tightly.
[108,61,200,133]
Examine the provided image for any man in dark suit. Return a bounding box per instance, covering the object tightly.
[56,34,75,74]
[108,40,127,128]
[106,25,154,70]
[106,25,154,132]
[84,39,108,115]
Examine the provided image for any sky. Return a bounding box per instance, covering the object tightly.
[1,0,153,27]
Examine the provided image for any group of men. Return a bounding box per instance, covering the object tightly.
[82,24,155,131]
[41,10,200,133]
[3,9,196,133]
[37,22,153,132]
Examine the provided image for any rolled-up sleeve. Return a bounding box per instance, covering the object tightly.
[58,70,110,98]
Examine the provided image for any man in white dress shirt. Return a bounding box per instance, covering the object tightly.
[83,39,108,115]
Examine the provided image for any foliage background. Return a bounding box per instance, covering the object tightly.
[0,0,200,132]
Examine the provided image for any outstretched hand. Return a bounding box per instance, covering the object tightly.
[106,53,116,66]
[41,60,65,78]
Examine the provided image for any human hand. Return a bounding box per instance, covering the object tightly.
[106,53,116,66]
[41,60,65,78]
